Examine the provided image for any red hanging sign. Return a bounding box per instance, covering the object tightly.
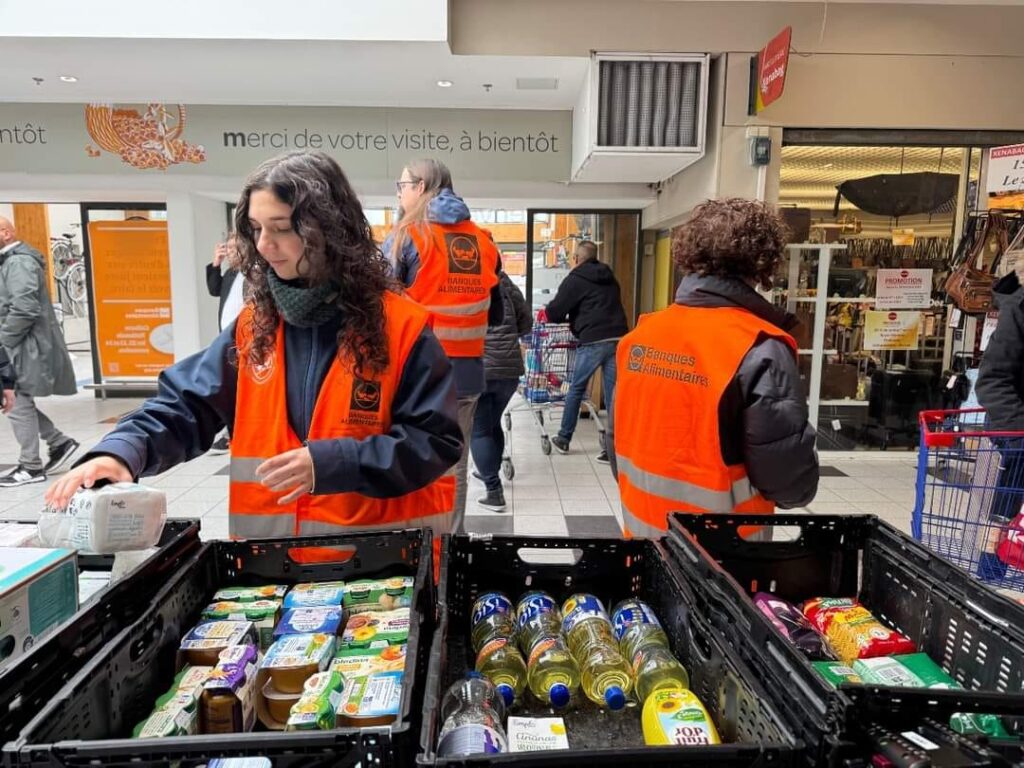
[752,26,792,114]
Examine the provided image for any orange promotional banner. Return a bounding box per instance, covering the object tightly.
[88,220,174,379]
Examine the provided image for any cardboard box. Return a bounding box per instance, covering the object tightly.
[0,547,78,671]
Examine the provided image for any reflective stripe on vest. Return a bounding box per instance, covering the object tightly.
[619,502,668,540]
[613,304,797,535]
[404,221,499,358]
[229,293,455,538]
[615,454,757,513]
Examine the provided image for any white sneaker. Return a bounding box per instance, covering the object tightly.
[0,465,47,487]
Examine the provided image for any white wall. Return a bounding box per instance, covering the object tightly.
[0,0,447,42]
[166,193,224,360]
[0,203,12,222]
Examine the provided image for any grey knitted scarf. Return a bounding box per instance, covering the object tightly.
[267,272,339,328]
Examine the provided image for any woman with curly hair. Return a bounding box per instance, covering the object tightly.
[47,151,463,539]
[610,198,818,538]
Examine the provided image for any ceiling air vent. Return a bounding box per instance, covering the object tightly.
[573,53,709,183]
[516,77,559,91]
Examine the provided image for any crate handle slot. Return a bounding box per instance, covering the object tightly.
[286,545,357,565]
[516,547,583,566]
[964,599,1011,629]
[737,523,804,543]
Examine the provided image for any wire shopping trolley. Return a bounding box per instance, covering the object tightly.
[499,323,607,477]
[913,408,1024,590]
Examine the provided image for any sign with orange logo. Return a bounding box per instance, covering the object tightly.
[445,232,481,275]
[84,103,206,171]
[88,220,175,378]
[876,268,932,310]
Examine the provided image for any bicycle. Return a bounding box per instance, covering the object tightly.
[49,227,88,317]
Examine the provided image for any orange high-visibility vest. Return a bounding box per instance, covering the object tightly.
[406,221,499,358]
[228,292,455,539]
[614,304,798,538]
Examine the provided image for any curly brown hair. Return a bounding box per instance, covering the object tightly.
[672,198,788,288]
[234,151,392,376]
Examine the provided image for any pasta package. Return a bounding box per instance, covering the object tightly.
[802,597,915,662]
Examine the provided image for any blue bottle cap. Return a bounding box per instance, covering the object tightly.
[496,683,515,707]
[466,671,483,680]
[605,686,626,711]
[549,683,571,708]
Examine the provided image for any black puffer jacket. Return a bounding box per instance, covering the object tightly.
[484,273,532,381]
[977,273,1024,430]
[545,260,629,344]
[608,274,819,509]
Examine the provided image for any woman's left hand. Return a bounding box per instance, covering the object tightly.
[256,447,314,504]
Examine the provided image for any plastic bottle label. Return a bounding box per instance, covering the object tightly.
[527,637,559,667]
[437,723,506,756]
[516,593,557,630]
[561,594,610,635]
[612,601,662,641]
[475,637,509,667]
[472,593,514,626]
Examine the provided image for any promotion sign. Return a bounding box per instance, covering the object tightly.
[88,221,174,379]
[987,143,1024,210]
[864,311,922,351]
[875,268,932,310]
[750,27,792,114]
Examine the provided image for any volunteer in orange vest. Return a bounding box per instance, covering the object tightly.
[384,158,502,531]
[609,198,818,538]
[45,151,463,541]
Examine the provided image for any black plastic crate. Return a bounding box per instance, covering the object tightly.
[418,534,804,767]
[665,514,1024,765]
[2,527,433,768]
[0,519,202,746]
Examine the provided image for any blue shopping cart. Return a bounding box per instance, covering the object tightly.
[499,323,606,476]
[913,408,1024,591]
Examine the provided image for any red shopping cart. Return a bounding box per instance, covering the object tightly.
[500,323,606,473]
[913,408,1024,590]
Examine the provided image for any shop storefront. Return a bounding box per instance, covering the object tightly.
[774,138,1024,451]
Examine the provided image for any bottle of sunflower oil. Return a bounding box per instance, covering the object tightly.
[561,594,632,711]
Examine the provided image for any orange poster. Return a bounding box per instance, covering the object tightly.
[88,220,174,379]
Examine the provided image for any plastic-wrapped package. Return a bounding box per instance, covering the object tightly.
[753,592,835,661]
[37,483,167,554]
[801,597,915,662]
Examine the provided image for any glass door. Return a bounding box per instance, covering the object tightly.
[525,209,642,323]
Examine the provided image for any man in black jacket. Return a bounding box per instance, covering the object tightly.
[544,240,629,463]
[976,271,1024,524]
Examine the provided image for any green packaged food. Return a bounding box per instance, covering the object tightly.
[812,661,863,688]
[212,585,288,603]
[343,577,413,614]
[855,653,1010,739]
[134,691,199,739]
[202,600,282,651]
[341,609,410,649]
[285,670,345,731]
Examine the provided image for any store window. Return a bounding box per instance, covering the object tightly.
[776,145,995,450]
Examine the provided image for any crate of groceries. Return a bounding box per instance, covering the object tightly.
[0,517,201,746]
[2,527,432,768]
[418,535,804,767]
[665,513,1024,766]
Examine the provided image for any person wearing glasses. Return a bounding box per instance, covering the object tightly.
[46,151,463,544]
[385,159,503,529]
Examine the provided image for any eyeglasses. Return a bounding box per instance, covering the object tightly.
[395,179,420,192]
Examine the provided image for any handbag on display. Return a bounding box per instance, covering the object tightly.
[944,212,1009,314]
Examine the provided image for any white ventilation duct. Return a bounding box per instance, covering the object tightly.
[573,53,709,183]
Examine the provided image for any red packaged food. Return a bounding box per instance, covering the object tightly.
[801,597,916,662]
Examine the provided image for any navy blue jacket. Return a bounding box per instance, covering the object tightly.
[86,313,463,498]
[383,189,503,397]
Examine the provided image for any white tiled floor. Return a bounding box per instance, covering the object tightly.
[0,387,924,542]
